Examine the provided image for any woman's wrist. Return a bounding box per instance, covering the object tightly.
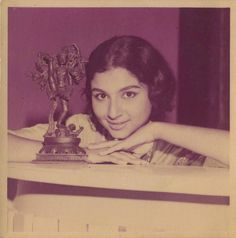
[149,121,161,141]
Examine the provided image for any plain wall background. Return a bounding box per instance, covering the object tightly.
[8,8,179,129]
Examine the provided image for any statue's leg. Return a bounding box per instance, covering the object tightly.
[47,98,58,135]
[57,98,69,128]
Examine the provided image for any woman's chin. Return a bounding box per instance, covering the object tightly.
[108,129,132,140]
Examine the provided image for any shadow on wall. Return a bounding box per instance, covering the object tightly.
[177,8,229,130]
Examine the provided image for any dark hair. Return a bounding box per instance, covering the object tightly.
[85,35,175,136]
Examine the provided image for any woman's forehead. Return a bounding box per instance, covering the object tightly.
[91,67,147,92]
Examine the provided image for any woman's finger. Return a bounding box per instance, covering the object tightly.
[106,155,130,165]
[99,129,153,155]
[87,140,121,150]
[85,149,148,165]
[111,152,148,165]
[98,139,137,155]
[85,149,133,165]
[86,152,129,165]
[86,152,107,163]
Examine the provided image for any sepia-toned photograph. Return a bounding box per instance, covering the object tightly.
[1,1,235,237]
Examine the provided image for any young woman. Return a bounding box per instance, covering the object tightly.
[8,35,229,167]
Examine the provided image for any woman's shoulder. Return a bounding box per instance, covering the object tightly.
[66,113,91,127]
[7,114,90,142]
[66,113,105,147]
[66,113,97,134]
[8,113,105,147]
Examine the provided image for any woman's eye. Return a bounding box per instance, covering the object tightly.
[93,93,107,101]
[122,91,137,99]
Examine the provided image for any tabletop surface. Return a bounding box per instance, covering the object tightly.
[8,160,229,196]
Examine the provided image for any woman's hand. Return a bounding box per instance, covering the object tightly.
[84,148,148,165]
[87,122,158,156]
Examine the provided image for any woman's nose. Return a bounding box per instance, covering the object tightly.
[107,99,122,120]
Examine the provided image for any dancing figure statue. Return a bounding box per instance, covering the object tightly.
[31,44,86,135]
[30,44,87,161]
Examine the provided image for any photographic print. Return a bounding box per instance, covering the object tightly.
[1,0,235,237]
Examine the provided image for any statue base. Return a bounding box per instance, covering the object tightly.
[33,125,87,163]
[34,153,87,162]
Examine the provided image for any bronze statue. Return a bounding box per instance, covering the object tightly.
[30,44,87,162]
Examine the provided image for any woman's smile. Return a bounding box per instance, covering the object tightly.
[106,119,130,131]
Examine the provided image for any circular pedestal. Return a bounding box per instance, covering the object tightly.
[34,135,87,162]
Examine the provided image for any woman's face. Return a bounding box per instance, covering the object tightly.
[91,67,152,139]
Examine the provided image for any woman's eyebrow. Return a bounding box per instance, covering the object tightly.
[91,85,142,93]
[119,85,142,92]
[91,88,105,93]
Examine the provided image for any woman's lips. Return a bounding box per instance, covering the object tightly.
[107,120,129,131]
